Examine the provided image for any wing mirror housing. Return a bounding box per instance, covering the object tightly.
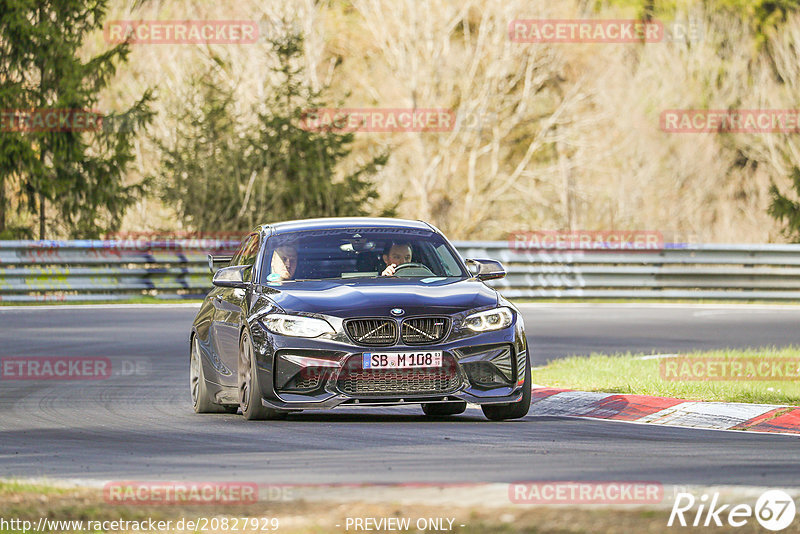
[212,265,250,289]
[465,258,506,281]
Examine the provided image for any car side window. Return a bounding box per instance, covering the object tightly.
[229,237,248,267]
[238,234,260,281]
[434,243,460,276]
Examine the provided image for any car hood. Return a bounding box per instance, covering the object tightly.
[257,277,498,317]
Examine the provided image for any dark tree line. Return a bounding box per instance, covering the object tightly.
[0,2,388,239]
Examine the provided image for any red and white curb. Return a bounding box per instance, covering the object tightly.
[530,387,800,435]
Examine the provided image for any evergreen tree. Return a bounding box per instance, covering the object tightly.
[0,0,153,239]
[251,34,390,223]
[769,167,800,242]
[157,72,255,232]
[158,34,391,232]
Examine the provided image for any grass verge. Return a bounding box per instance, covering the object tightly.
[531,347,800,405]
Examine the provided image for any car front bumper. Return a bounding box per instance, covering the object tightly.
[248,317,528,410]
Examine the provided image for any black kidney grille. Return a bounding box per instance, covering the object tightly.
[345,319,397,346]
[401,317,449,344]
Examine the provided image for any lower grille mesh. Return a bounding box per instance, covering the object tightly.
[464,361,511,386]
[290,369,324,390]
[337,354,461,395]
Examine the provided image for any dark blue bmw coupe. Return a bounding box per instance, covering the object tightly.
[190,217,530,420]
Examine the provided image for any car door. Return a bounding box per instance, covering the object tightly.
[211,232,260,385]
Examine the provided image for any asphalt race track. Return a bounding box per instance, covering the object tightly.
[0,303,799,487]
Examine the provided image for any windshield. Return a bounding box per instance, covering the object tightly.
[259,228,467,282]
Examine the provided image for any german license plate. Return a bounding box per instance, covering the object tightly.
[362,351,443,369]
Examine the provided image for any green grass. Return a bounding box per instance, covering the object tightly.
[531,347,800,405]
[0,480,68,496]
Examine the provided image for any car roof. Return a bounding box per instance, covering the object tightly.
[260,217,436,235]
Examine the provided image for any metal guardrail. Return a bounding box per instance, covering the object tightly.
[457,242,800,300]
[0,240,233,302]
[1,240,800,302]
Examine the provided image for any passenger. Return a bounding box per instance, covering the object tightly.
[270,245,298,280]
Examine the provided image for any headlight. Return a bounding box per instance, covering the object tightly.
[463,307,513,332]
[260,314,335,338]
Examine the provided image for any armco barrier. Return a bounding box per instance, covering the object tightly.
[457,241,800,300]
[1,240,799,302]
[0,240,237,302]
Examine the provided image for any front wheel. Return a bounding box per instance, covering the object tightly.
[238,330,286,421]
[481,355,531,421]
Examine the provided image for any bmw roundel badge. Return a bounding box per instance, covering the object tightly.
[390,308,404,316]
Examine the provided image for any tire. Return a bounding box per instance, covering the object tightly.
[481,354,531,421]
[422,401,467,416]
[190,336,231,414]
[238,330,286,421]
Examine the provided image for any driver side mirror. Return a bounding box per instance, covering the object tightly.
[212,265,250,289]
[465,258,506,281]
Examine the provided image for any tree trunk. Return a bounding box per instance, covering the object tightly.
[37,3,45,241]
[558,138,574,231]
[0,175,5,235]
[39,191,45,240]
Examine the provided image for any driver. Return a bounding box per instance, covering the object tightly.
[270,245,298,281]
[381,242,413,277]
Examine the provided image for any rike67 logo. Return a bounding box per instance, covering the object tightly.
[669,490,796,531]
